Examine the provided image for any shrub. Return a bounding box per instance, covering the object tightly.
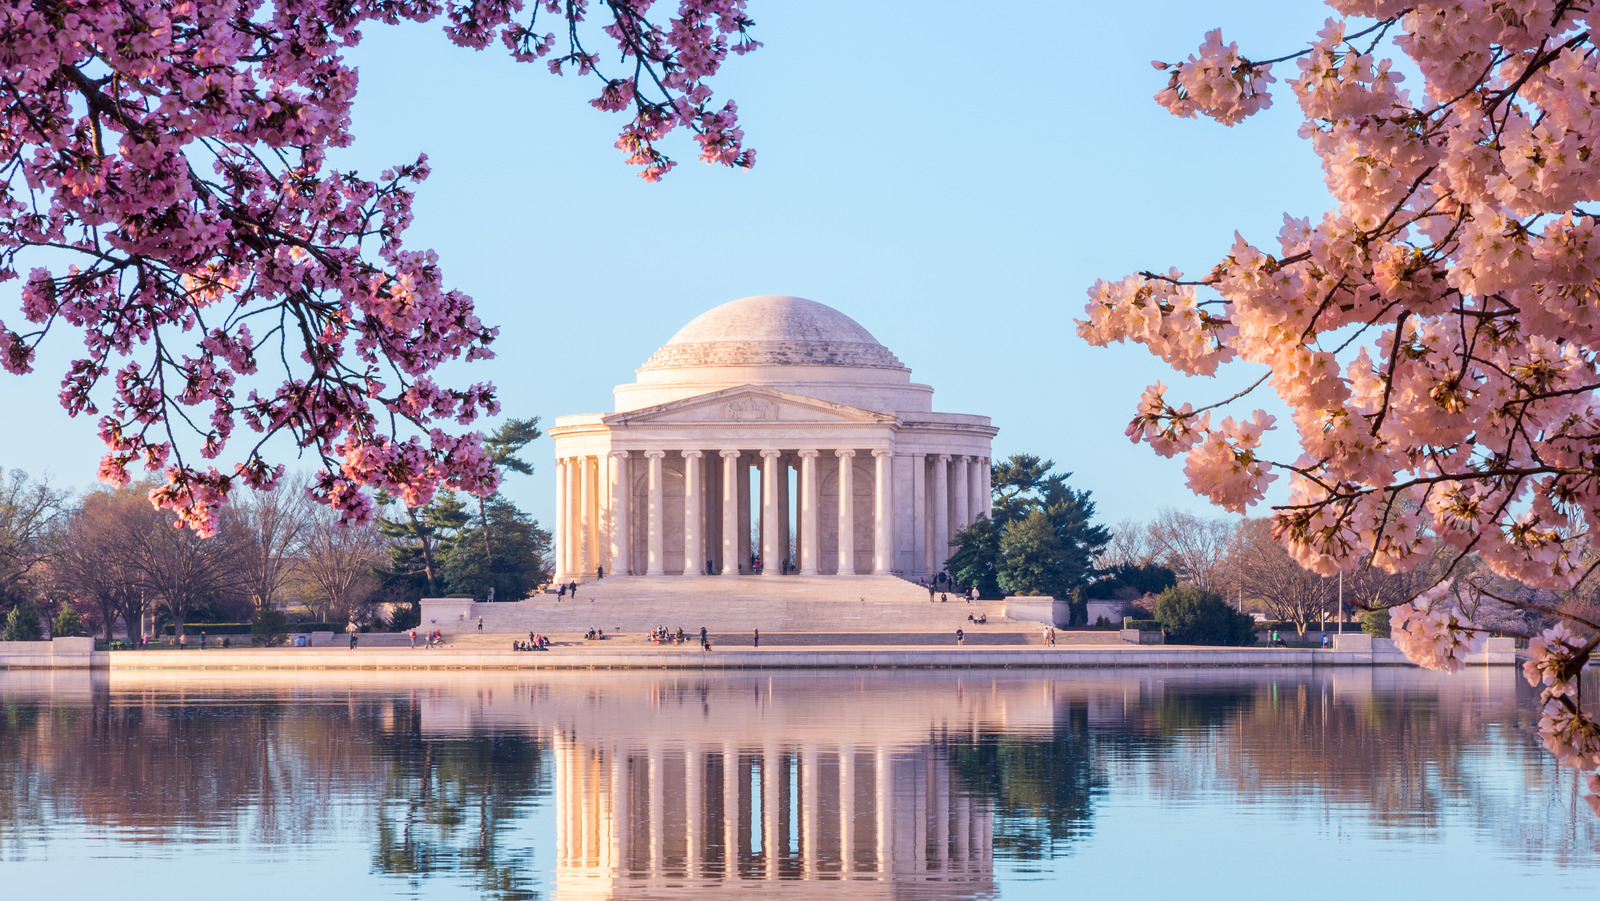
[1123,619,1162,631]
[1094,615,1113,628]
[1360,608,1391,638]
[1153,585,1256,646]
[387,602,421,632]
[1067,588,1087,627]
[251,608,289,647]
[2,599,43,641]
[52,605,83,637]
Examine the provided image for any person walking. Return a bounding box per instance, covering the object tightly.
[569,580,578,600]
[753,628,760,648]
[557,583,566,600]
[699,626,708,646]
[199,631,206,650]
[956,628,965,646]
[477,616,483,633]
[350,631,359,649]
[409,629,417,649]
[928,584,936,602]
[597,565,604,579]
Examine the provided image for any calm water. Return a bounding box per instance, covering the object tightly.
[0,667,1595,899]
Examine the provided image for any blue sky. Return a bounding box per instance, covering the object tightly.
[0,1,1351,530]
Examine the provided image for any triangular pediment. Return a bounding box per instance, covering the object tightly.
[603,386,896,427]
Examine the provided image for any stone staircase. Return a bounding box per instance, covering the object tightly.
[426,574,1026,635]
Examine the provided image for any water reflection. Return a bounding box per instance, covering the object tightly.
[0,668,1595,900]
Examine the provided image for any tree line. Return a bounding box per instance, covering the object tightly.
[0,415,550,642]
[938,455,1586,644]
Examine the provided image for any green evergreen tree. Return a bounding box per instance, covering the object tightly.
[953,453,1111,600]
[1153,584,1256,646]
[477,418,542,567]
[2,596,43,640]
[947,516,1003,599]
[441,496,552,601]
[51,604,82,637]
[998,510,1069,597]
[375,491,470,601]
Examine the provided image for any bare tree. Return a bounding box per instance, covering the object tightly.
[0,467,68,602]
[235,474,311,611]
[1145,508,1237,594]
[1098,518,1151,569]
[292,504,386,623]
[51,489,155,642]
[1225,518,1336,637]
[115,487,248,635]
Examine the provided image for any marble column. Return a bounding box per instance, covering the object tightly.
[582,455,598,576]
[972,457,985,521]
[760,450,782,574]
[777,457,790,572]
[609,451,630,575]
[567,455,583,576]
[912,454,928,576]
[798,450,820,575]
[952,456,970,534]
[835,449,856,575]
[931,454,950,573]
[720,449,740,575]
[645,450,666,575]
[554,458,567,580]
[682,450,703,576]
[873,449,894,574]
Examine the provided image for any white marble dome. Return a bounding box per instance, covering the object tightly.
[639,295,904,371]
[615,294,932,413]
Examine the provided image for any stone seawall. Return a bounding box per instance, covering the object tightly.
[0,640,1517,671]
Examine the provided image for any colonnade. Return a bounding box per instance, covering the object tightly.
[553,736,994,894]
[553,450,991,580]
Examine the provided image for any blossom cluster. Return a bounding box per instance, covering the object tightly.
[1388,582,1483,673]
[1153,29,1276,125]
[0,0,759,535]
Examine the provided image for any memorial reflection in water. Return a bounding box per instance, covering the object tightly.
[420,673,1004,899]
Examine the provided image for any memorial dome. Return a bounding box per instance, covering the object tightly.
[639,295,904,372]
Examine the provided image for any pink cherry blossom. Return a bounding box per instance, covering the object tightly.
[0,0,759,532]
[1086,2,1600,810]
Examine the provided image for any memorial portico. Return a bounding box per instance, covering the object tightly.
[551,296,997,582]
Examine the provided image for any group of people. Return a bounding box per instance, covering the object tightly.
[555,581,581,600]
[584,628,607,640]
[514,633,549,651]
[648,626,686,644]
[407,629,444,648]
[966,612,988,624]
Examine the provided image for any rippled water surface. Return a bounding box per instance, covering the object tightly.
[1,667,1596,899]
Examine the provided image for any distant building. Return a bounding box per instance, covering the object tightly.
[549,295,996,581]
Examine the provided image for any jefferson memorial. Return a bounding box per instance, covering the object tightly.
[549,295,997,583]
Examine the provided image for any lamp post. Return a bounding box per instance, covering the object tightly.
[1337,570,1344,635]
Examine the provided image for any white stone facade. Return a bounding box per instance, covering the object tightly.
[550,296,997,581]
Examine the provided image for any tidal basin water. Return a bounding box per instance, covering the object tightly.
[1,668,1596,900]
